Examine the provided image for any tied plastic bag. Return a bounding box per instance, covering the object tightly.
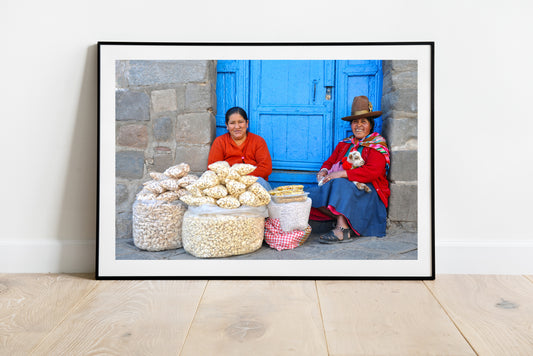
[264,218,312,251]
[181,205,268,258]
[132,199,187,251]
[267,198,312,232]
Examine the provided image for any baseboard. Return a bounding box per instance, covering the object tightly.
[436,240,533,274]
[0,239,95,273]
[1,239,532,274]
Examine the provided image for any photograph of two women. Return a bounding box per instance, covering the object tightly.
[100,43,433,278]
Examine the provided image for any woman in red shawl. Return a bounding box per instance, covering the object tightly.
[308,96,390,243]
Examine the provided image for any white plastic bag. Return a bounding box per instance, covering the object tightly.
[182,205,267,258]
[267,198,312,232]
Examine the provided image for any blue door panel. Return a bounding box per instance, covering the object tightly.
[250,60,334,175]
[215,60,249,136]
[259,113,326,170]
[335,61,383,142]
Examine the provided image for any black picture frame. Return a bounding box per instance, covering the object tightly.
[97,42,434,280]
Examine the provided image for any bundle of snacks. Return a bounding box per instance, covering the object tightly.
[268,185,309,203]
[179,161,271,209]
[132,199,187,251]
[132,163,197,251]
[264,186,312,251]
[182,205,268,258]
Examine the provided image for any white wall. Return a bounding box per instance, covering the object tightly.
[2,0,532,274]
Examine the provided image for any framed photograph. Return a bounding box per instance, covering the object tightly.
[97,42,434,279]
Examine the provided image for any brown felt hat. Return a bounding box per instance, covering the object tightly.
[341,96,382,121]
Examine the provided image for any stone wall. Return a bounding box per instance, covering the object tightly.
[382,60,418,233]
[115,60,217,239]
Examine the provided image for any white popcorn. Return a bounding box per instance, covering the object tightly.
[163,163,190,179]
[203,184,228,199]
[239,175,258,187]
[231,163,256,175]
[182,211,264,258]
[208,161,230,181]
[132,200,187,251]
[195,170,220,189]
[216,196,241,209]
[225,179,247,196]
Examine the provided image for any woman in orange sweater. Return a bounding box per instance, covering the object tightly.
[208,107,273,190]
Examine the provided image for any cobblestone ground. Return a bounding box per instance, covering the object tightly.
[116,221,417,261]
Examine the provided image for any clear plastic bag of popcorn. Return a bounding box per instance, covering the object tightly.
[248,182,271,205]
[156,190,182,202]
[216,196,241,209]
[143,181,166,194]
[181,205,267,258]
[136,189,158,201]
[225,179,247,196]
[239,175,258,187]
[239,191,263,207]
[177,174,198,188]
[195,170,220,189]
[164,163,190,179]
[132,200,187,251]
[159,178,181,191]
[226,168,242,181]
[208,161,230,181]
[203,184,228,199]
[231,163,256,175]
[185,184,204,198]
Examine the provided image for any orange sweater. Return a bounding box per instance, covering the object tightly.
[208,132,273,180]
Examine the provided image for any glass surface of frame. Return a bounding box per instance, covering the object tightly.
[97,42,434,279]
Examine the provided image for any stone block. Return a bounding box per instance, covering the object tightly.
[382,88,417,113]
[127,60,210,86]
[151,89,177,113]
[388,183,417,222]
[147,152,174,174]
[116,151,145,179]
[153,117,173,141]
[176,112,216,145]
[383,117,417,149]
[117,124,148,148]
[116,183,129,208]
[389,150,418,182]
[385,60,417,73]
[175,144,211,172]
[185,83,216,112]
[116,211,132,239]
[116,89,150,121]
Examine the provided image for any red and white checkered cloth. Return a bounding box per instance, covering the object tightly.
[264,218,312,251]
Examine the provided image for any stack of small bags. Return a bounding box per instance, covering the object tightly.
[179,161,271,208]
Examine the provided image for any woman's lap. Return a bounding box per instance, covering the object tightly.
[307,178,387,237]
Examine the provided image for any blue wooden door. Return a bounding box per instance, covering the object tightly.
[216,60,382,189]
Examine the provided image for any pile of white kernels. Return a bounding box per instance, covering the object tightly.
[132,163,197,251]
[182,212,265,258]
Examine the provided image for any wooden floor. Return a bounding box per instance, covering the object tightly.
[1,275,532,355]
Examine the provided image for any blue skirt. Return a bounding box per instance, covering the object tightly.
[307,178,387,237]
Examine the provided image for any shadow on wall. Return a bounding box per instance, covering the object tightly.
[55,45,98,271]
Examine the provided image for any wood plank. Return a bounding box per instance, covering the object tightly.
[317,280,475,356]
[0,273,96,355]
[31,279,207,355]
[180,280,328,355]
[425,275,533,356]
